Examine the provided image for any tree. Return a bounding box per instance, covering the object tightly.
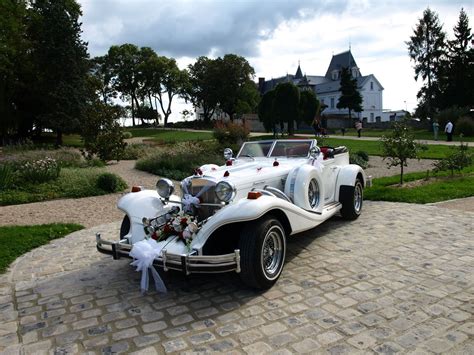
[273,82,300,135]
[216,54,257,121]
[299,90,320,125]
[258,90,277,135]
[336,67,362,121]
[90,54,117,104]
[188,56,220,123]
[150,56,189,127]
[381,119,424,184]
[0,0,29,142]
[107,44,142,127]
[27,0,90,146]
[438,8,473,109]
[407,8,446,118]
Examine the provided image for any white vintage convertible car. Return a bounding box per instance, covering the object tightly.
[97,139,370,289]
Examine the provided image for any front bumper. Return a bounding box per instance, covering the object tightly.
[96,233,241,275]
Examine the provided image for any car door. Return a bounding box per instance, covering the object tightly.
[322,159,338,202]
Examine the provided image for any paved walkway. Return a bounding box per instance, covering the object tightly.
[1,201,473,354]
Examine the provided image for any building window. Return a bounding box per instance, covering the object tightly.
[370,113,374,121]
[330,98,335,109]
[370,82,374,90]
[332,70,338,80]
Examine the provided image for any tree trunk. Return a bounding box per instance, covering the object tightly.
[131,99,136,127]
[400,164,404,185]
[56,129,63,147]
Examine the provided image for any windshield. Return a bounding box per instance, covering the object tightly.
[270,141,312,157]
[237,141,273,158]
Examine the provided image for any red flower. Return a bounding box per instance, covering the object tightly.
[163,224,172,234]
[151,232,158,240]
[180,218,188,226]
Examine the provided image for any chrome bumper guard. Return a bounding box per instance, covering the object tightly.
[96,233,241,275]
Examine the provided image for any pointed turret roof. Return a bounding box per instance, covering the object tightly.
[325,50,359,79]
[295,63,303,79]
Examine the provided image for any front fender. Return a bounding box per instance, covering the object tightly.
[335,164,366,200]
[117,190,180,243]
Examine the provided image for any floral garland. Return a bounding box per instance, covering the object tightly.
[144,213,199,251]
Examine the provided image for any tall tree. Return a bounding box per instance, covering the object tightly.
[407,8,446,118]
[258,89,277,135]
[299,90,320,125]
[0,0,29,142]
[273,82,300,135]
[188,56,220,123]
[438,8,473,109]
[107,44,142,127]
[336,67,363,121]
[27,0,89,145]
[150,56,189,127]
[90,54,117,104]
[216,54,257,121]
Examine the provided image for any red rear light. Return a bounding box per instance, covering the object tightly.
[247,191,262,199]
[131,186,142,192]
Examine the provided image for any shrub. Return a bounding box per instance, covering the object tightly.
[122,131,133,139]
[350,151,369,169]
[433,141,473,176]
[455,116,474,137]
[0,163,17,191]
[435,106,469,128]
[213,120,250,145]
[96,173,127,193]
[121,143,151,160]
[18,157,61,183]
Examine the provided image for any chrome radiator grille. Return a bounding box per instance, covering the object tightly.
[189,179,219,221]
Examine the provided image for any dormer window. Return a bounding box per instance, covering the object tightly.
[332,70,338,80]
[351,67,359,78]
[370,81,374,90]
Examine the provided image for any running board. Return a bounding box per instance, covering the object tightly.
[304,202,342,215]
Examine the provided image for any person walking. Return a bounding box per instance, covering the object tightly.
[444,120,453,142]
[432,120,439,141]
[355,120,362,138]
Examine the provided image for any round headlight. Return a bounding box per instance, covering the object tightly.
[156,178,174,199]
[223,148,233,160]
[215,181,236,203]
[309,146,321,159]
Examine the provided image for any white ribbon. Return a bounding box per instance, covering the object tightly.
[181,177,213,213]
[310,154,324,173]
[130,239,167,294]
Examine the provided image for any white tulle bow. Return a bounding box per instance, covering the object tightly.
[130,239,167,294]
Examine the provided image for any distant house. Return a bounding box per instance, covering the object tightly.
[258,50,384,126]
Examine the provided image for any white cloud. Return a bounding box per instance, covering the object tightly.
[78,0,473,119]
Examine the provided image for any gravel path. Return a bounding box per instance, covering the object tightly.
[0,157,472,228]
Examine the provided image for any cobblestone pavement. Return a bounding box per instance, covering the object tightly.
[1,202,473,354]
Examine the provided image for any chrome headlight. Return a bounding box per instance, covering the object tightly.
[223,148,233,160]
[309,146,321,159]
[215,181,236,203]
[156,178,174,199]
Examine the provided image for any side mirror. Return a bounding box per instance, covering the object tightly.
[223,148,233,160]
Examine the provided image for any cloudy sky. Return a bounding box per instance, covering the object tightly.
[78,0,472,121]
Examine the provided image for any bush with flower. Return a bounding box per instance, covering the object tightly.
[18,157,61,183]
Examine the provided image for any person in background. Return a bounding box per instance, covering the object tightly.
[355,120,362,138]
[444,120,454,142]
[432,120,439,141]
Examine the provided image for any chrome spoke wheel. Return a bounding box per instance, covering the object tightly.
[261,226,285,280]
[308,179,320,209]
[354,182,363,213]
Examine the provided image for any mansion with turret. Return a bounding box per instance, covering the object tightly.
[258,50,384,125]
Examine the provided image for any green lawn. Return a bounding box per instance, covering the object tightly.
[33,133,84,147]
[365,166,474,203]
[126,128,213,143]
[0,223,83,273]
[251,134,472,159]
